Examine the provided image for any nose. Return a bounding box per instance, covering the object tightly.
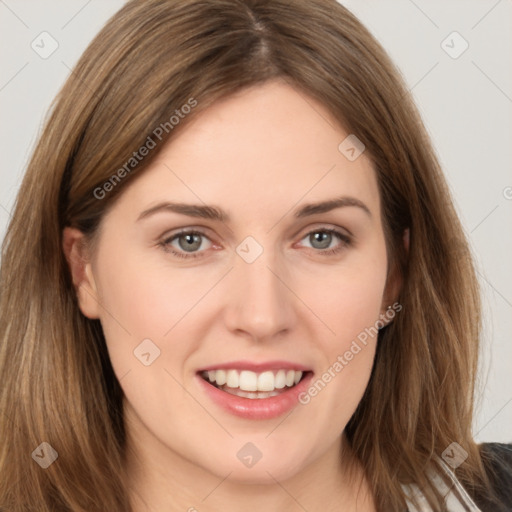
[222,246,297,342]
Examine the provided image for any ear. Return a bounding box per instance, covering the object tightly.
[379,228,409,322]
[62,227,101,319]
[380,262,402,315]
[403,227,410,253]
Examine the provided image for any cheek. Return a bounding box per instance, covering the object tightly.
[92,243,224,384]
[295,246,388,417]
[95,240,206,334]
[302,249,388,348]
[91,245,182,374]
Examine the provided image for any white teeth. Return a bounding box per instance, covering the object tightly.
[257,371,274,392]
[274,370,286,389]
[216,369,227,385]
[223,387,281,399]
[226,369,239,388]
[239,370,258,391]
[201,368,304,392]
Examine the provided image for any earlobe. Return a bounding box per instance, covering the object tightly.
[62,227,101,319]
[403,228,410,254]
[379,265,402,326]
[379,228,409,322]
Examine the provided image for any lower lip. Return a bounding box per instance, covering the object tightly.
[196,372,314,420]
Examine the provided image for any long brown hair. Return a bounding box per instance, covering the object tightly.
[0,0,492,510]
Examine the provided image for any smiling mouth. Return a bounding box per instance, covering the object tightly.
[199,369,310,399]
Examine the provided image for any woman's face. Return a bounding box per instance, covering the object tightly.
[71,80,397,484]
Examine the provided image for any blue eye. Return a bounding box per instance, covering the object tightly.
[159,227,351,259]
[160,230,212,259]
[299,228,351,256]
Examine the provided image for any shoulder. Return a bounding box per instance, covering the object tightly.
[472,442,512,511]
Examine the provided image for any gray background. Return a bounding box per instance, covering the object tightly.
[1,0,511,443]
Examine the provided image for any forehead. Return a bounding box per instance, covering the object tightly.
[110,80,380,226]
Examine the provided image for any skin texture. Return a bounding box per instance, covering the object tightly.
[64,80,400,511]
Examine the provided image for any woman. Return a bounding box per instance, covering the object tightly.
[0,0,510,510]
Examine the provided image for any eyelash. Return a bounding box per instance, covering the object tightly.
[159,228,352,260]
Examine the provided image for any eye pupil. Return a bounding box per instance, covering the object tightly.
[310,231,332,249]
[179,233,201,252]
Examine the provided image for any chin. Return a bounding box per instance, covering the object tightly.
[220,461,303,485]
[198,441,310,484]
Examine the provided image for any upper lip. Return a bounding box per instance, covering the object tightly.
[197,360,312,373]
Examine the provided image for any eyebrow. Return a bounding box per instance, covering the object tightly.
[136,196,372,223]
